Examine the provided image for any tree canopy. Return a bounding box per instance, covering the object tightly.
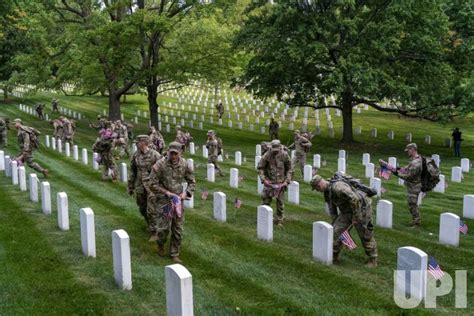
[236,0,474,142]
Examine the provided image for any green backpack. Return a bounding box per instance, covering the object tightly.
[421,156,440,192]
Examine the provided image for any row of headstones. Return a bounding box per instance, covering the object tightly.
[43,135,129,183]
[209,191,473,247]
[18,103,83,121]
[0,150,195,315]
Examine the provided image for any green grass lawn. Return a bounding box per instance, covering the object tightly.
[0,91,473,315]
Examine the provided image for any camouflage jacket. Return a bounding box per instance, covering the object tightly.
[398,155,422,185]
[0,118,5,130]
[324,181,370,222]
[146,156,196,200]
[17,127,33,152]
[295,135,312,153]
[128,148,161,193]
[62,119,73,136]
[257,150,292,183]
[269,121,279,132]
[206,138,219,157]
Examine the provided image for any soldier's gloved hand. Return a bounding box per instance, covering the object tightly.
[179,192,187,200]
[263,179,271,186]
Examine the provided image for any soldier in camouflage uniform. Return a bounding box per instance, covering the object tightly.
[146,142,195,263]
[393,143,423,227]
[269,118,279,140]
[89,115,108,131]
[128,135,161,239]
[289,130,312,177]
[0,117,7,148]
[148,126,165,154]
[206,130,224,176]
[14,119,49,177]
[51,98,59,113]
[216,101,224,119]
[92,128,117,181]
[113,120,130,157]
[311,174,378,268]
[61,116,74,144]
[258,140,292,226]
[35,104,45,120]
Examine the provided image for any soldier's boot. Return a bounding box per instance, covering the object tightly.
[157,243,165,257]
[333,252,340,264]
[366,257,377,268]
[42,169,49,178]
[171,256,183,264]
[409,218,421,227]
[273,219,283,227]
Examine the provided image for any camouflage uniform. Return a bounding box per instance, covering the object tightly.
[51,99,59,113]
[128,141,161,232]
[291,132,312,176]
[323,180,377,260]
[52,119,64,140]
[397,155,423,224]
[149,127,165,154]
[0,118,7,147]
[114,121,129,156]
[92,136,117,181]
[146,145,195,258]
[16,125,46,174]
[257,141,292,224]
[36,104,44,120]
[269,120,279,140]
[216,102,224,119]
[61,118,74,144]
[206,133,224,176]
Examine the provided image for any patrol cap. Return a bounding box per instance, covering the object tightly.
[310,175,324,190]
[136,135,149,143]
[168,141,183,153]
[271,139,281,152]
[404,143,417,151]
[13,118,22,124]
[175,125,181,129]
[294,130,300,134]
[207,130,215,136]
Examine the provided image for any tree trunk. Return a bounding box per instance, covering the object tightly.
[3,85,8,101]
[341,92,354,143]
[108,87,121,121]
[147,84,159,128]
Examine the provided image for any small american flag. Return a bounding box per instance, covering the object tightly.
[460,220,469,235]
[428,256,445,280]
[201,191,208,200]
[379,165,391,180]
[234,198,242,209]
[339,230,357,250]
[171,195,183,218]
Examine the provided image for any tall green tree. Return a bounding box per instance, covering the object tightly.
[14,1,143,120]
[0,0,29,101]
[135,0,248,127]
[236,0,469,143]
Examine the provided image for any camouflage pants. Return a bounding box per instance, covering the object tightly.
[100,153,116,179]
[18,151,45,173]
[135,189,149,228]
[333,209,377,259]
[262,186,286,223]
[407,184,422,222]
[208,155,223,175]
[156,198,184,257]
[0,129,6,147]
[292,152,306,176]
[270,132,279,140]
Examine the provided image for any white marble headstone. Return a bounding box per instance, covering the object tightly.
[213,192,226,222]
[439,212,460,247]
[57,192,69,231]
[29,174,38,202]
[376,200,393,228]
[312,221,333,265]
[112,229,132,290]
[41,181,51,214]
[165,264,193,316]
[80,207,96,257]
[257,205,273,242]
